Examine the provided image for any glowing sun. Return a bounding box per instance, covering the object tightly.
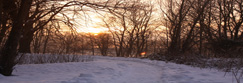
[77,27,108,35]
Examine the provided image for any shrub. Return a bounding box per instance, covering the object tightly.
[16,54,94,64]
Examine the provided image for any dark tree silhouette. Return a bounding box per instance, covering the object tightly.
[0,0,33,76]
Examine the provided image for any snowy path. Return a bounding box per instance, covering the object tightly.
[0,56,241,83]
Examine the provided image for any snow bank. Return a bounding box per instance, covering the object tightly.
[0,56,241,83]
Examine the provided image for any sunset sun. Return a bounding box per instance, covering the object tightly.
[88,28,101,34]
[78,27,108,35]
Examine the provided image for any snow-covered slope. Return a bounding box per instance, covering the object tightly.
[0,56,241,83]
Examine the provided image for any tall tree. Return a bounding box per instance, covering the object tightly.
[101,0,154,57]
[160,0,211,54]
[95,33,111,56]
[0,0,33,76]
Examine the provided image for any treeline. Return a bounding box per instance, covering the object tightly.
[159,0,243,57]
[30,31,112,56]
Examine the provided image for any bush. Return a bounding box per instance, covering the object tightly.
[16,54,94,64]
[209,39,243,58]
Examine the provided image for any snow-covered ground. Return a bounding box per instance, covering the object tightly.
[0,56,241,83]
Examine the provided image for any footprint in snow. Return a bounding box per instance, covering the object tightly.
[61,73,96,83]
[117,63,127,68]
[200,73,209,76]
[79,73,94,77]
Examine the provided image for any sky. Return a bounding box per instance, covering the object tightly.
[56,0,162,34]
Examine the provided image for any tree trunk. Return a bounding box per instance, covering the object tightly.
[0,19,8,45]
[0,0,32,76]
[19,31,34,53]
[43,32,50,54]
[18,20,35,53]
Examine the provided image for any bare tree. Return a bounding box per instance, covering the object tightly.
[0,0,33,76]
[101,0,154,57]
[94,33,111,56]
[160,0,211,55]
[206,0,243,56]
[19,0,76,53]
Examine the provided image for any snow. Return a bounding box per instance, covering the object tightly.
[0,56,241,83]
